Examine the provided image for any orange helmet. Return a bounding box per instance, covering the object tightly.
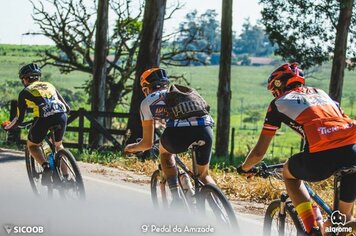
[267,63,305,95]
[140,68,169,89]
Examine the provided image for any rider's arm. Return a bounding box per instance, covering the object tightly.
[56,89,71,112]
[124,97,155,153]
[125,121,154,153]
[241,102,280,171]
[241,134,274,171]
[5,90,27,130]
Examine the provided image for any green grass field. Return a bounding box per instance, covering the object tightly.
[1,45,356,163]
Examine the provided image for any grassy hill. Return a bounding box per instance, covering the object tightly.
[1,44,356,162]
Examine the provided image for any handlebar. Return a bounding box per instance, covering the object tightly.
[238,162,284,179]
[17,121,33,129]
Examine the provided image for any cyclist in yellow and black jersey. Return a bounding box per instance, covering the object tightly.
[2,63,70,185]
[9,77,68,127]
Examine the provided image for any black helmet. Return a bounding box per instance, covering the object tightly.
[19,63,41,79]
[140,68,169,89]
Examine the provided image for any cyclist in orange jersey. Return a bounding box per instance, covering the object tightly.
[237,63,356,236]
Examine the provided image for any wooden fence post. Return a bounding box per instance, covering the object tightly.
[78,108,84,152]
[229,127,235,165]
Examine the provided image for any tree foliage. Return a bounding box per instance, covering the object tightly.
[28,0,187,111]
[162,9,220,66]
[28,0,143,111]
[260,0,356,69]
[233,19,274,57]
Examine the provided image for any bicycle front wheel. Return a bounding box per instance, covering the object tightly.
[263,199,304,236]
[150,169,171,209]
[197,183,239,230]
[339,220,356,236]
[55,149,85,200]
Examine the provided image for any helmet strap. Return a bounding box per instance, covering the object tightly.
[142,87,150,96]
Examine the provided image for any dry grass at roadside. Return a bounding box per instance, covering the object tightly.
[80,151,354,217]
[103,155,336,205]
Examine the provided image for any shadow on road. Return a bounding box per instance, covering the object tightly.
[0,152,24,163]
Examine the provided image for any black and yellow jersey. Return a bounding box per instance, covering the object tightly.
[6,81,68,129]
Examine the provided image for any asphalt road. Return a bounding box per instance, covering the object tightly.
[0,149,264,236]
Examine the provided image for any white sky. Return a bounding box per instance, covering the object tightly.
[0,0,262,45]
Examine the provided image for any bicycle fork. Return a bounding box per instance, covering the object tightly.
[278,193,289,233]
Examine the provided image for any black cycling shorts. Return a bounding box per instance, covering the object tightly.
[160,126,213,165]
[288,144,356,202]
[28,113,68,144]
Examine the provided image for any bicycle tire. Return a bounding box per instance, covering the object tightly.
[55,149,85,199]
[263,199,305,236]
[150,169,170,209]
[197,183,239,230]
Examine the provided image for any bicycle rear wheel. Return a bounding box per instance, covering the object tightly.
[150,169,171,209]
[197,183,239,230]
[54,149,85,200]
[263,199,304,236]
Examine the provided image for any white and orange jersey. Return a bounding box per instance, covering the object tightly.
[140,90,214,128]
[262,86,356,153]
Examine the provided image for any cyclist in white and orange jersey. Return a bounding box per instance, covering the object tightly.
[237,63,356,235]
[124,68,215,206]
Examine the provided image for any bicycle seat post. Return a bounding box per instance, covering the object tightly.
[189,140,205,191]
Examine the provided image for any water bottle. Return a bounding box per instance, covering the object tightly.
[48,153,54,170]
[42,142,51,157]
[312,204,323,228]
[179,172,194,198]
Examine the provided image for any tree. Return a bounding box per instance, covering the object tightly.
[215,0,233,157]
[29,0,143,113]
[329,0,354,103]
[233,19,274,56]
[126,0,167,144]
[162,9,220,66]
[29,0,185,112]
[260,0,356,103]
[89,0,109,147]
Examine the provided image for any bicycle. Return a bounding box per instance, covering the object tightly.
[150,141,239,230]
[248,162,356,236]
[19,121,85,200]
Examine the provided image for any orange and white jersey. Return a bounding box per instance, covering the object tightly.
[262,86,356,153]
[140,90,214,128]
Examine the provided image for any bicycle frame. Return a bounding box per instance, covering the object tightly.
[264,164,355,225]
[174,146,205,193]
[304,182,333,216]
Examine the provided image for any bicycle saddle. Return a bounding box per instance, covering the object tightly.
[335,166,356,176]
[189,140,206,149]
